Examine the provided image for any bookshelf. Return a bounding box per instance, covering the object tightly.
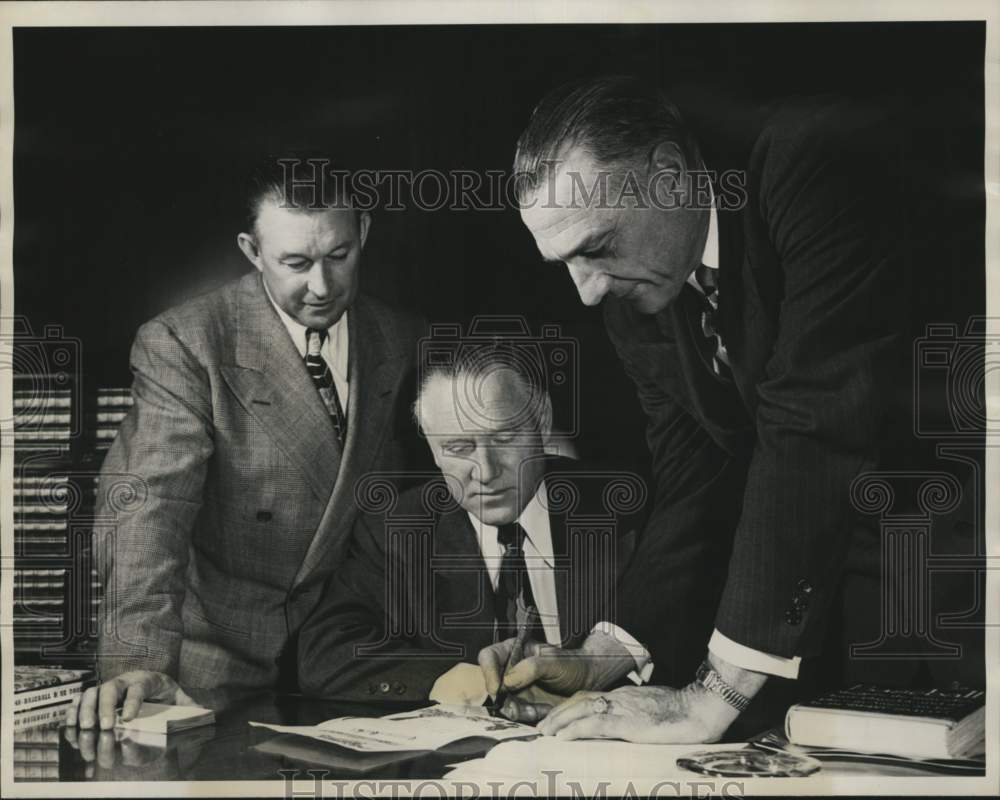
[12,335,132,668]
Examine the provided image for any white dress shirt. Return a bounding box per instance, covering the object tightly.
[262,282,350,415]
[468,480,653,684]
[684,183,802,680]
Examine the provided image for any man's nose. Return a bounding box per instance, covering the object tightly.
[307,262,331,299]
[475,449,500,484]
[567,262,612,306]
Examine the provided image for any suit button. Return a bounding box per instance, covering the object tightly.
[792,595,809,610]
[393,682,405,695]
[379,682,391,694]
[785,610,802,625]
[257,510,273,522]
[796,579,813,594]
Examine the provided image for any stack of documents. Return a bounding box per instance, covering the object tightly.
[116,702,215,739]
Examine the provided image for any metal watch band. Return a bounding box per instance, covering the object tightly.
[695,660,752,712]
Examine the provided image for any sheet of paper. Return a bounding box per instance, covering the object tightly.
[444,739,741,788]
[250,704,537,752]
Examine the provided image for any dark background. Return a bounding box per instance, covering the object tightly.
[12,22,985,470]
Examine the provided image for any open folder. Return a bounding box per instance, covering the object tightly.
[250,704,537,753]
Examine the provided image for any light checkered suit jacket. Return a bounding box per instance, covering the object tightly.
[94,271,426,691]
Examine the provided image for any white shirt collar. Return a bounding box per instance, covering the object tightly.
[261,276,349,384]
[467,478,555,569]
[686,179,719,294]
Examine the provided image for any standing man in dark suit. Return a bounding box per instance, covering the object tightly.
[67,157,426,730]
[482,76,918,742]
[297,349,648,714]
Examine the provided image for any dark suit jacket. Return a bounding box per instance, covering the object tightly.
[95,271,426,691]
[606,99,911,684]
[297,457,643,701]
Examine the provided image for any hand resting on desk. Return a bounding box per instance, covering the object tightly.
[65,670,197,731]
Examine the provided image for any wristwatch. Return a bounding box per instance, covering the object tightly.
[695,660,752,712]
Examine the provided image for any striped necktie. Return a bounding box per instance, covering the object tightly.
[694,263,732,379]
[305,327,347,445]
[493,522,544,643]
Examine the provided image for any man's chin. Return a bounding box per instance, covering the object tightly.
[299,303,347,329]
[626,286,676,315]
[469,506,519,527]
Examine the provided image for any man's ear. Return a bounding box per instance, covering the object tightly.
[648,140,686,175]
[237,232,263,271]
[358,211,372,250]
[647,141,689,208]
[537,393,554,443]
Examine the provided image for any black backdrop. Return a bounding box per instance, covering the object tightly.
[12,22,985,470]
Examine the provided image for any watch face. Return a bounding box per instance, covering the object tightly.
[677,749,822,778]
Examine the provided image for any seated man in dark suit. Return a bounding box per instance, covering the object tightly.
[297,347,650,712]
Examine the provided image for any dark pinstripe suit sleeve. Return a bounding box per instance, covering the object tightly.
[605,316,749,685]
[297,513,455,701]
[714,123,902,658]
[94,318,214,680]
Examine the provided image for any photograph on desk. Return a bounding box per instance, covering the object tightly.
[0,0,996,797]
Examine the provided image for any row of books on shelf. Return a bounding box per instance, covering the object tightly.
[13,381,132,457]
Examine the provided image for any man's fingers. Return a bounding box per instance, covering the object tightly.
[553,714,618,741]
[174,686,198,706]
[121,681,147,722]
[477,641,511,697]
[503,656,544,691]
[97,679,126,730]
[78,686,100,729]
[502,697,553,724]
[536,691,598,736]
[503,643,567,690]
[65,695,82,727]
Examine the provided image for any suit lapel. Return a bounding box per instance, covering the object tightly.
[220,273,341,503]
[432,511,497,643]
[716,203,775,415]
[291,295,403,586]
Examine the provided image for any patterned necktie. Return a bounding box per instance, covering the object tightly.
[305,328,347,445]
[694,264,733,380]
[494,522,543,643]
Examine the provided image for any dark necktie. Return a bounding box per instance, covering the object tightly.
[305,328,347,444]
[694,264,733,380]
[494,522,543,642]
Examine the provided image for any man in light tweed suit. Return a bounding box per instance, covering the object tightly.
[67,158,427,729]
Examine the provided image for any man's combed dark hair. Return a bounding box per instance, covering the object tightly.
[512,75,700,202]
[244,152,355,234]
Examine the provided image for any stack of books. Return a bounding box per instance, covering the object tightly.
[13,473,71,556]
[13,373,74,457]
[13,470,72,660]
[785,684,986,761]
[14,665,94,714]
[93,387,133,450]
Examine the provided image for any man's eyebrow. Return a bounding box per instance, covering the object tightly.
[541,230,612,264]
[277,239,352,260]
